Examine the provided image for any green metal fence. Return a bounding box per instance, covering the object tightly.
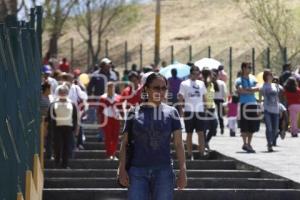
[0,7,43,200]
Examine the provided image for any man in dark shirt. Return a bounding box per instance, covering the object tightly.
[279,63,292,86]
[87,58,117,97]
[167,68,182,109]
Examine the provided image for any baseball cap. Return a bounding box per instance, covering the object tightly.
[42,65,52,74]
[101,58,112,64]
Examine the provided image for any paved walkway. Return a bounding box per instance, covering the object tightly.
[188,123,300,184]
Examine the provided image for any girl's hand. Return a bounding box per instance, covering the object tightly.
[176,169,187,190]
[117,167,130,187]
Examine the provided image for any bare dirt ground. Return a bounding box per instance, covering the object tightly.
[44,0,300,75]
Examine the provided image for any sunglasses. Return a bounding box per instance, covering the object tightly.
[150,86,167,92]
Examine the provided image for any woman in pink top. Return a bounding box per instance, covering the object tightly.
[284,77,300,137]
[227,95,239,137]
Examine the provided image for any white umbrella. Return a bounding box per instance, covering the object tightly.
[194,58,221,71]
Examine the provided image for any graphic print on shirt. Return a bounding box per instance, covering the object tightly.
[188,84,201,98]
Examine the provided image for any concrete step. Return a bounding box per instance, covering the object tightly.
[73,150,220,160]
[44,177,291,189]
[82,129,102,136]
[44,169,261,179]
[43,188,300,200]
[83,142,191,151]
[84,135,102,142]
[84,142,117,150]
[84,135,123,143]
[45,159,236,170]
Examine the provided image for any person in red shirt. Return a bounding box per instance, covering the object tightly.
[284,77,300,137]
[98,82,122,160]
[120,71,143,110]
[59,57,70,73]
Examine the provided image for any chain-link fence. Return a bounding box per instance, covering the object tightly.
[0,7,42,200]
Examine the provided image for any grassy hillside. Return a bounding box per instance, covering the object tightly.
[44,0,300,75]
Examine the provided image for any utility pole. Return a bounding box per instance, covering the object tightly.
[154,0,161,66]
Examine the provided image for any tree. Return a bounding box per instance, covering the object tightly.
[236,0,300,67]
[44,0,77,57]
[74,0,126,66]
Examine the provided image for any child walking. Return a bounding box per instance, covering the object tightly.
[227,94,239,137]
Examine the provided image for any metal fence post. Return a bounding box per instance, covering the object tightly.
[70,38,74,69]
[171,45,174,64]
[125,41,128,70]
[87,43,90,69]
[208,46,211,58]
[105,39,109,58]
[267,47,270,69]
[252,48,255,74]
[284,47,288,65]
[140,43,143,70]
[229,47,233,94]
[189,45,192,62]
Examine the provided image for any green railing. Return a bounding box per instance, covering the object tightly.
[0,7,43,200]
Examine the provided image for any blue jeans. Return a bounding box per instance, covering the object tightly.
[264,110,279,146]
[128,166,175,200]
[205,109,218,144]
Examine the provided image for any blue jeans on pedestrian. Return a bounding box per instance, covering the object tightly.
[128,166,175,200]
[264,110,279,146]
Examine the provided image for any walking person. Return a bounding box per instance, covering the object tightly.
[218,65,228,83]
[167,68,182,111]
[120,71,143,110]
[59,57,70,73]
[235,62,260,153]
[259,69,281,152]
[87,58,117,142]
[227,94,239,137]
[69,74,88,150]
[213,69,227,135]
[283,77,300,137]
[117,73,187,200]
[47,85,78,168]
[178,65,207,159]
[271,76,287,144]
[279,63,292,86]
[41,81,52,159]
[98,82,122,160]
[202,68,218,151]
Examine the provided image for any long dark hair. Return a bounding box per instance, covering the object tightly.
[284,77,298,93]
[202,69,219,92]
[142,73,168,102]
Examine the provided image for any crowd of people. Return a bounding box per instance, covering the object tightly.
[40,55,300,198]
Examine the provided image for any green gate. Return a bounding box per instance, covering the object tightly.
[0,7,43,200]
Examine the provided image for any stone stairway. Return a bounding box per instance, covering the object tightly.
[43,129,300,200]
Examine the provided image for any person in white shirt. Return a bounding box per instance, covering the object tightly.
[69,78,89,150]
[178,65,207,160]
[46,85,78,168]
[43,66,58,97]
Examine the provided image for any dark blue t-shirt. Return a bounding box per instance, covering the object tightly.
[123,103,182,168]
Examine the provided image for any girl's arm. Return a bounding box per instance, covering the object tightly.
[173,130,187,190]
